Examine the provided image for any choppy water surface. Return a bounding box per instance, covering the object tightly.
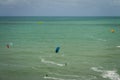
[0,17,120,80]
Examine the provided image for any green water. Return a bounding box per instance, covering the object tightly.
[0,17,120,80]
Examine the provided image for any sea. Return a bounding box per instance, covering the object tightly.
[0,16,120,80]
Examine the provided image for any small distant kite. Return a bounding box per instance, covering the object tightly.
[55,47,60,53]
[38,21,43,24]
[111,29,115,33]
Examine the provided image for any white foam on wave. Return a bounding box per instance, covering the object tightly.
[116,46,120,48]
[9,42,13,46]
[31,67,39,70]
[102,70,120,80]
[44,76,76,80]
[91,67,103,72]
[48,72,79,77]
[97,39,107,42]
[44,76,65,80]
[40,58,65,67]
[89,36,107,42]
[91,67,120,80]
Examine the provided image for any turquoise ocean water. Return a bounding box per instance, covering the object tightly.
[0,16,120,80]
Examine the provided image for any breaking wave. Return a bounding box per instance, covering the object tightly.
[40,58,65,67]
[48,72,79,77]
[91,67,120,80]
[44,76,76,80]
[116,46,120,48]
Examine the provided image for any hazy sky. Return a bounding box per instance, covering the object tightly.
[0,0,120,16]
